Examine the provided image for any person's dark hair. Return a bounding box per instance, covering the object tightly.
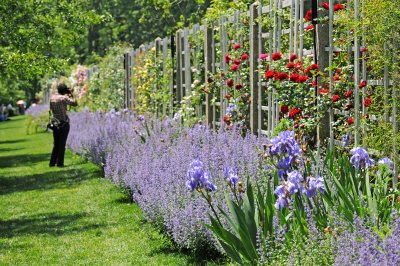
[57,83,70,95]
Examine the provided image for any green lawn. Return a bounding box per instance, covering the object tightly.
[0,116,220,265]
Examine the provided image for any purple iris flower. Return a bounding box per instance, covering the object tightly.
[350,147,374,169]
[378,158,394,171]
[269,131,302,158]
[274,196,287,209]
[342,133,351,147]
[224,167,239,185]
[274,185,285,198]
[186,159,216,192]
[306,176,325,198]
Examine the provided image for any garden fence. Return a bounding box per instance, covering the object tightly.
[85,0,399,181]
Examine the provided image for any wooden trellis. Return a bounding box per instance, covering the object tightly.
[119,0,398,180]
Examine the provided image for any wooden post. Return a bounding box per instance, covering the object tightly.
[155,37,162,116]
[162,37,169,116]
[124,52,129,109]
[183,27,192,97]
[175,30,183,104]
[249,2,260,134]
[316,0,331,145]
[204,20,214,128]
[353,0,360,145]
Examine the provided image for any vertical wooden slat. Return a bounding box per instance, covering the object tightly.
[268,0,274,135]
[392,37,398,184]
[384,43,389,122]
[155,37,162,116]
[353,0,360,146]
[204,20,214,128]
[124,52,129,109]
[361,0,367,140]
[175,30,183,104]
[183,27,192,97]
[249,2,260,134]
[162,37,169,115]
[328,0,334,150]
[299,0,304,58]
[294,0,299,55]
[258,1,264,135]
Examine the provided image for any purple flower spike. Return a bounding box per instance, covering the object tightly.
[350,147,374,169]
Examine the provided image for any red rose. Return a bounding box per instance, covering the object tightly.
[359,80,367,88]
[322,2,329,9]
[336,69,341,74]
[223,115,230,123]
[281,105,289,113]
[332,95,341,103]
[306,64,319,76]
[319,89,329,94]
[345,90,353,98]
[233,43,241,50]
[305,9,312,21]
[289,108,301,118]
[220,72,225,77]
[224,93,232,100]
[298,75,308,83]
[241,53,249,60]
[312,80,318,87]
[289,54,298,62]
[264,70,275,79]
[305,25,314,31]
[207,77,213,83]
[235,84,243,90]
[277,72,289,81]
[224,53,231,64]
[347,117,354,125]
[334,3,345,11]
[294,61,303,71]
[271,52,282,61]
[286,62,295,69]
[363,97,372,107]
[231,64,239,71]
[290,74,299,82]
[333,75,340,81]
[361,47,368,53]
[226,79,234,87]
[233,59,241,65]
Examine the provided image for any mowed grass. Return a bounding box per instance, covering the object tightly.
[0,116,220,265]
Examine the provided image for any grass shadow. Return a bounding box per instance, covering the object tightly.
[0,168,100,195]
[0,139,27,145]
[0,212,103,238]
[0,153,50,168]
[0,147,22,153]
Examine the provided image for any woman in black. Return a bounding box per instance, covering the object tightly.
[49,83,77,167]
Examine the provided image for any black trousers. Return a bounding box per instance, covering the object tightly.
[49,123,70,167]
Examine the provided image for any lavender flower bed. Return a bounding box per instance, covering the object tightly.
[67,109,400,262]
[68,109,266,250]
[25,104,49,117]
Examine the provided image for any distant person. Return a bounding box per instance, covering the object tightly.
[7,103,14,116]
[17,103,25,115]
[49,83,77,167]
[0,104,6,121]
